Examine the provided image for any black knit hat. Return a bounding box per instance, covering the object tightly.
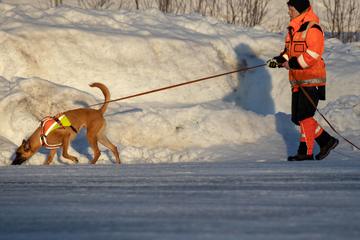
[287,0,310,13]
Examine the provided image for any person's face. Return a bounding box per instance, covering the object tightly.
[288,5,300,20]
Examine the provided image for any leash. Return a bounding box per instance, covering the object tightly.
[299,86,360,151]
[89,63,267,107]
[88,62,359,150]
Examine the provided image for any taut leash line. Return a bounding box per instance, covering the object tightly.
[88,63,359,151]
[89,63,267,107]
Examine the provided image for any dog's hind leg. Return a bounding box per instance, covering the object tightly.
[98,134,121,164]
[44,149,57,165]
[87,128,101,164]
[62,133,79,164]
[88,137,101,164]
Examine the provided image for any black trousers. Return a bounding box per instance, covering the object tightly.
[291,87,320,125]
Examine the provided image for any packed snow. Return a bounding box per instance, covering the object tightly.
[0,2,359,166]
[1,161,360,240]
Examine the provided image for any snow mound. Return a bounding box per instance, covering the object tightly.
[0,3,245,105]
[112,102,276,149]
[318,95,360,132]
[0,77,276,165]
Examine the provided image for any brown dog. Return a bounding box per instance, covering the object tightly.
[12,82,121,165]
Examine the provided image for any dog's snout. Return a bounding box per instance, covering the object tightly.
[12,154,26,165]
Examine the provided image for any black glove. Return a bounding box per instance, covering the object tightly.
[267,58,279,68]
[268,55,287,68]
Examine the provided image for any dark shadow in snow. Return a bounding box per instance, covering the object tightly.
[73,99,143,117]
[104,107,143,117]
[103,149,114,163]
[70,128,119,164]
[70,128,92,161]
[73,100,90,108]
[223,44,275,115]
[275,112,299,155]
[224,44,301,156]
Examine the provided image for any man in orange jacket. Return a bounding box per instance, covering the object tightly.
[269,0,338,161]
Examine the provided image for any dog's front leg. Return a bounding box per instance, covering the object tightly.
[44,149,57,165]
[62,134,79,164]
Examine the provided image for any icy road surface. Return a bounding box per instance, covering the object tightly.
[1,160,360,240]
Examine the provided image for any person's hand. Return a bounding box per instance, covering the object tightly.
[267,59,279,68]
[282,61,290,70]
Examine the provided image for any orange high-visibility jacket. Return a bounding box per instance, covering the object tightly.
[280,7,326,89]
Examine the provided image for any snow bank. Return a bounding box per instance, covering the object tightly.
[0,3,358,165]
[318,95,360,132]
[0,3,242,104]
[0,77,276,165]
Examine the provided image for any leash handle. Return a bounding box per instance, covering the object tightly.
[89,63,267,107]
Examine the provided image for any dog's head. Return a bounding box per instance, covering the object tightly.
[12,139,35,165]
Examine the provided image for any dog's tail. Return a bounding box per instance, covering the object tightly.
[90,82,110,114]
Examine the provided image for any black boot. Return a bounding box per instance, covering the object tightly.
[288,142,314,161]
[315,133,339,160]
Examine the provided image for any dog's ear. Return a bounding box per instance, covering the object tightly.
[22,139,26,145]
